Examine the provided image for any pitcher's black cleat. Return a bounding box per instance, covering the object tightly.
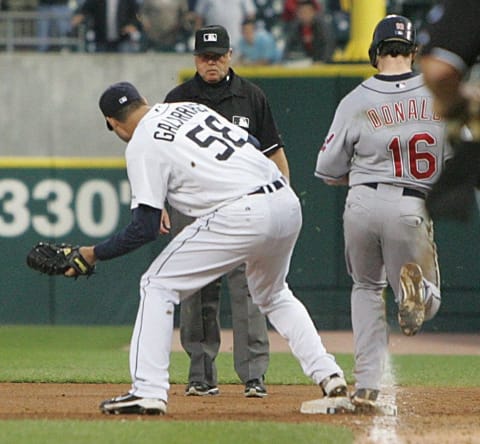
[100,393,167,415]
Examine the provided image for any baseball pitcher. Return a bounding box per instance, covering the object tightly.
[60,81,348,415]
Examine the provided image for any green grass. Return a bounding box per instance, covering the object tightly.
[1,326,479,386]
[0,420,353,444]
[393,354,480,386]
[1,325,479,444]
[0,325,350,384]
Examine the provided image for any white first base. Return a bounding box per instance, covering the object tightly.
[300,397,355,414]
[300,397,397,416]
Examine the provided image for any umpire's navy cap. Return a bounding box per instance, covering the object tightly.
[99,81,142,130]
[194,25,230,55]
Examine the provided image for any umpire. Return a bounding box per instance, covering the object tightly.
[164,25,290,398]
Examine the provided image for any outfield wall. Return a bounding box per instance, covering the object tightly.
[1,54,479,331]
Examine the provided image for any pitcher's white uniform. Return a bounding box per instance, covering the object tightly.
[315,73,452,391]
[126,102,343,401]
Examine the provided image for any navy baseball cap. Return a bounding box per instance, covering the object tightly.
[99,81,142,130]
[194,25,230,55]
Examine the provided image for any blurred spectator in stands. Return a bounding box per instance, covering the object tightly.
[1,0,9,10]
[282,0,320,24]
[237,17,280,65]
[6,0,37,10]
[194,0,256,50]
[387,0,435,31]
[37,0,74,52]
[326,0,350,50]
[140,0,194,52]
[253,0,282,32]
[71,0,142,52]
[282,0,335,63]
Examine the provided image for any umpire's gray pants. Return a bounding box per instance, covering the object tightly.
[169,206,270,386]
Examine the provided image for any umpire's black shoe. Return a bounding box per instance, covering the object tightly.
[244,377,268,398]
[100,393,167,415]
[185,382,220,396]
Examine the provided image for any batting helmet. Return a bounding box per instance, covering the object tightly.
[368,15,416,67]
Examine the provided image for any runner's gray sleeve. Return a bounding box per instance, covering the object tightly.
[315,97,357,180]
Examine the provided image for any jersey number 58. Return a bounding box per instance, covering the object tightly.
[186,115,248,161]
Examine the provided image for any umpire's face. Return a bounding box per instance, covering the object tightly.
[195,49,232,84]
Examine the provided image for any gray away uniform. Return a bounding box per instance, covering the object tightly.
[315,72,452,391]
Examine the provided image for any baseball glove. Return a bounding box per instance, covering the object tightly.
[26,242,95,278]
[443,80,480,140]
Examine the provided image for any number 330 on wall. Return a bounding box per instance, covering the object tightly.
[0,178,131,238]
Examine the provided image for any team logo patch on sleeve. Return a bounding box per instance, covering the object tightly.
[321,133,335,151]
[232,116,250,129]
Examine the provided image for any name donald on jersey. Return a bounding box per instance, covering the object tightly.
[153,103,209,142]
[366,96,442,130]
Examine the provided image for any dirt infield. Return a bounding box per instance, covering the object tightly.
[1,383,479,444]
[2,331,480,444]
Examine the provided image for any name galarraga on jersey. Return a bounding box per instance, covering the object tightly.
[153,103,209,142]
[366,96,442,129]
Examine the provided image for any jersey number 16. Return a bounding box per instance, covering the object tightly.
[388,132,437,180]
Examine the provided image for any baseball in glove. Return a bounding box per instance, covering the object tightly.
[26,242,95,278]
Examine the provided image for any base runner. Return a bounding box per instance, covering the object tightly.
[315,15,452,411]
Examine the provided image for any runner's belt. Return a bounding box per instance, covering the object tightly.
[363,182,426,200]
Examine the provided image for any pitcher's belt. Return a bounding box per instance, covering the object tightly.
[249,178,286,195]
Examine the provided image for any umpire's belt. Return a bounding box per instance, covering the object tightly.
[363,182,426,200]
[249,178,286,195]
